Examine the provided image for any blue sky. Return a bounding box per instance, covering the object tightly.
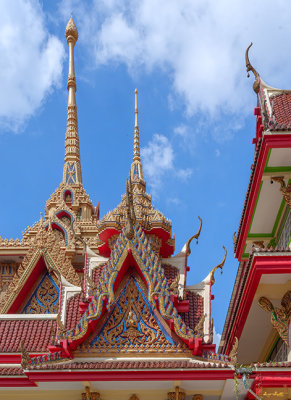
[1,0,291,341]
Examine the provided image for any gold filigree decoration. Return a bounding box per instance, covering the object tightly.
[229,336,239,366]
[170,273,180,296]
[194,313,205,338]
[65,17,78,42]
[81,387,100,400]
[258,291,291,345]
[271,177,291,209]
[20,341,30,369]
[125,177,135,239]
[0,227,80,313]
[24,274,58,314]
[57,314,66,338]
[83,277,187,354]
[108,234,119,250]
[192,395,203,400]
[168,387,185,400]
[245,42,260,93]
[209,245,227,286]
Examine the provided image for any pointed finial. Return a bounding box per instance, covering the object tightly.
[245,42,260,94]
[65,17,78,43]
[129,89,145,189]
[133,88,140,162]
[135,88,138,128]
[62,17,82,185]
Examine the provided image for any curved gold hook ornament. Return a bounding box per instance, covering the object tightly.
[245,42,260,93]
[185,216,202,256]
[210,245,227,286]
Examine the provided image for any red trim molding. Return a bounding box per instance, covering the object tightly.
[226,254,291,354]
[236,134,291,261]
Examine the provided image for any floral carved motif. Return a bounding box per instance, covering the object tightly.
[23,274,58,314]
[84,276,187,354]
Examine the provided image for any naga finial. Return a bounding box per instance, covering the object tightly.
[185,216,202,256]
[209,245,227,286]
[245,42,260,93]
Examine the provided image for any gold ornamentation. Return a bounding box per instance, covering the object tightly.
[24,274,58,314]
[229,336,239,366]
[81,387,100,400]
[194,313,205,338]
[209,245,227,286]
[65,17,78,42]
[84,277,187,354]
[185,216,202,256]
[20,341,30,369]
[125,178,135,239]
[193,396,203,400]
[232,231,236,246]
[258,291,291,345]
[170,273,180,295]
[271,176,291,209]
[57,314,66,338]
[167,387,185,400]
[245,43,260,93]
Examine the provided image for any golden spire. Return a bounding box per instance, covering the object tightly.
[130,89,145,189]
[133,89,140,162]
[63,17,82,185]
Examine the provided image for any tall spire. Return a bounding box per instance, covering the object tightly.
[133,89,140,162]
[62,17,82,185]
[130,89,145,189]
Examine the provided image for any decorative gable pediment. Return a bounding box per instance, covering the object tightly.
[78,274,188,355]
[22,272,59,314]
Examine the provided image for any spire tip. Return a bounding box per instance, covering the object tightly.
[65,16,78,43]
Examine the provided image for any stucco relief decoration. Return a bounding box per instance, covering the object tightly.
[258,291,291,345]
[167,387,186,400]
[85,277,187,354]
[23,273,59,314]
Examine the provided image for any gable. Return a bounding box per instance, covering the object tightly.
[22,272,59,314]
[78,274,188,355]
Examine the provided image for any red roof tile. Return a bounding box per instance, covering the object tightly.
[162,264,178,286]
[180,291,203,331]
[65,294,81,331]
[28,359,230,370]
[0,319,55,352]
[92,264,106,285]
[0,367,24,376]
[271,93,291,126]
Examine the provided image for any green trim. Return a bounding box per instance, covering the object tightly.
[242,244,249,259]
[248,181,263,233]
[266,336,279,362]
[272,197,285,236]
[247,233,273,238]
[265,148,271,169]
[264,166,291,173]
[247,198,285,239]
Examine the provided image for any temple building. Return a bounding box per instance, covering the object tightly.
[0,20,290,400]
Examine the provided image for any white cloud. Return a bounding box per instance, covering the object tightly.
[0,1,65,132]
[59,0,291,119]
[141,133,191,194]
[176,168,193,181]
[141,134,174,193]
[213,327,221,349]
